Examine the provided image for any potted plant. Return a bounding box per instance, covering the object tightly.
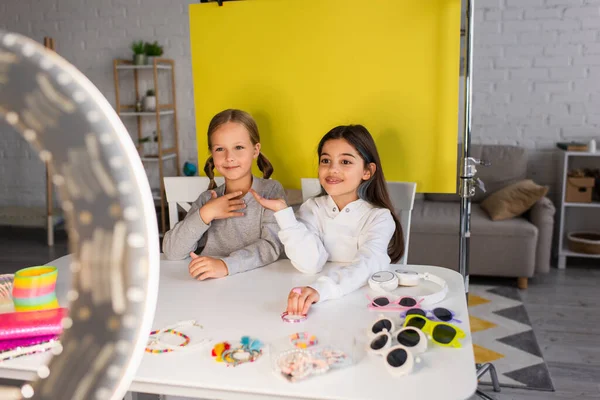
[145,41,164,65]
[139,132,158,156]
[143,89,157,111]
[131,40,146,65]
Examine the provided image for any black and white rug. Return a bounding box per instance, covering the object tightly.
[468,285,554,391]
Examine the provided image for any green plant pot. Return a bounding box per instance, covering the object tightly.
[133,54,147,65]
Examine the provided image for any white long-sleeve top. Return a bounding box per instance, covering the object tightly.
[274,195,395,303]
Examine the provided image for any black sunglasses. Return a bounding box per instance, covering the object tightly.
[371,318,393,335]
[405,307,454,322]
[404,315,462,346]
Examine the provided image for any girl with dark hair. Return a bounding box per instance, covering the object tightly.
[252,124,404,315]
[163,109,286,280]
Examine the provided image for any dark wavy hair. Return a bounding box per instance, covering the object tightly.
[317,125,404,263]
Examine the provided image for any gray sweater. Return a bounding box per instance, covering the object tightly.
[162,177,286,275]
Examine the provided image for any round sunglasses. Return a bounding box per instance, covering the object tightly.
[368,327,427,356]
[384,345,420,377]
[367,294,423,312]
[403,314,466,348]
[367,316,395,338]
[401,307,462,324]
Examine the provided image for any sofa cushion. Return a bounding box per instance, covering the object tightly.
[410,200,537,238]
[425,145,528,203]
[480,179,548,221]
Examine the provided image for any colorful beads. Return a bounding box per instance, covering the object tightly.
[211,341,231,362]
[290,332,317,349]
[276,346,350,382]
[145,329,190,354]
[212,337,263,367]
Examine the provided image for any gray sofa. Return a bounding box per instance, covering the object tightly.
[408,145,556,289]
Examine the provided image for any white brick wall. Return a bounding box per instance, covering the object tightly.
[472,0,600,202]
[1,0,600,208]
[0,0,198,207]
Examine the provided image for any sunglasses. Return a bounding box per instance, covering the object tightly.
[367,294,423,312]
[384,345,421,377]
[403,314,466,348]
[368,326,428,356]
[401,307,462,324]
[367,316,395,338]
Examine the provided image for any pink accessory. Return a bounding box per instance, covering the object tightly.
[0,307,68,341]
[292,287,302,295]
[366,294,423,312]
[281,312,307,323]
[0,334,59,352]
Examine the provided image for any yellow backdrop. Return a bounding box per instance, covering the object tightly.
[189,0,461,192]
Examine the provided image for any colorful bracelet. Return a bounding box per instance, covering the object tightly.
[212,337,264,366]
[290,332,318,349]
[222,348,261,367]
[145,320,207,354]
[145,329,190,354]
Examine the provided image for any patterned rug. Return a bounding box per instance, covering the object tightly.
[468,285,554,391]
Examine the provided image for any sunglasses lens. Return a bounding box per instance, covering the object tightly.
[372,319,392,334]
[397,328,420,347]
[432,325,457,344]
[386,348,408,368]
[433,307,453,322]
[406,315,427,330]
[399,297,417,307]
[370,335,389,351]
[407,308,426,317]
[373,297,390,307]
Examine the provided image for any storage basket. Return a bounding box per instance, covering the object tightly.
[567,232,600,255]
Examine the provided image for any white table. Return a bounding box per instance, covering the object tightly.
[0,255,477,400]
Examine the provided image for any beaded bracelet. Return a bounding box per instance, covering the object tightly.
[290,332,318,349]
[212,337,264,366]
[145,320,206,354]
[146,329,189,354]
[222,348,262,367]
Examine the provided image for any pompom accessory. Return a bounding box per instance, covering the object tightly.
[212,336,264,367]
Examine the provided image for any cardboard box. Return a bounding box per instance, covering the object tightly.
[565,177,595,203]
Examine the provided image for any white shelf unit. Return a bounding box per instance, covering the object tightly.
[113,58,181,234]
[119,110,174,117]
[116,64,172,70]
[556,150,600,269]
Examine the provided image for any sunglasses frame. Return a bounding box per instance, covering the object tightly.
[384,344,420,377]
[367,315,395,338]
[401,307,462,324]
[393,327,428,355]
[367,330,393,355]
[403,314,466,348]
[367,294,424,312]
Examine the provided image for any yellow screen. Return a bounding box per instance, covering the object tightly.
[190,0,461,192]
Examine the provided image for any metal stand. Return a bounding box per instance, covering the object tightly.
[475,363,501,399]
[459,1,500,399]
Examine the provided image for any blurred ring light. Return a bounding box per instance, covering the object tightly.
[0,30,159,400]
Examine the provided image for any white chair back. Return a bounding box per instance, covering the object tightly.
[164,176,225,229]
[299,178,416,264]
[386,181,416,265]
[301,178,323,203]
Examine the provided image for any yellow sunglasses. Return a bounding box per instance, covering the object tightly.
[403,314,466,348]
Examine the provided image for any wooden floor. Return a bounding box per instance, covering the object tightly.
[1,227,599,400]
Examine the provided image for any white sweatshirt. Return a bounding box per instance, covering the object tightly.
[274,195,395,303]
